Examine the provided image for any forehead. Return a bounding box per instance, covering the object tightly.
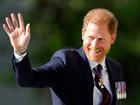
[86,23,99,31]
[85,22,110,36]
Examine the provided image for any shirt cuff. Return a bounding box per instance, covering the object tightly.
[14,51,27,62]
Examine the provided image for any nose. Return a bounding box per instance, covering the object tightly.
[91,39,99,48]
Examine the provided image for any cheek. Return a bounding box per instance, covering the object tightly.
[83,40,91,49]
[83,39,90,45]
[103,42,111,51]
[99,41,110,50]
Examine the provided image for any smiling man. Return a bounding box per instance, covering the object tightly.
[82,22,116,63]
[3,8,126,105]
[82,9,117,63]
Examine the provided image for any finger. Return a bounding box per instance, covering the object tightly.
[18,13,25,31]
[3,24,11,35]
[11,13,18,28]
[26,23,30,36]
[5,17,14,32]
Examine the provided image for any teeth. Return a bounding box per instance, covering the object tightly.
[95,49,100,53]
[92,49,101,53]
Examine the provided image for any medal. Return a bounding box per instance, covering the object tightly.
[115,81,127,99]
[99,78,104,88]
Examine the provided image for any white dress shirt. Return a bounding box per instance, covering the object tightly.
[88,58,113,105]
[14,52,27,62]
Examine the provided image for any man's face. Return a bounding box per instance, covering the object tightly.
[82,22,116,63]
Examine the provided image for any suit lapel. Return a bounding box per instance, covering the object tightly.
[78,48,94,105]
[78,48,119,105]
[105,59,117,105]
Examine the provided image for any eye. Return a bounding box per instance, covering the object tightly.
[98,37,105,41]
[87,36,94,40]
[98,38,103,40]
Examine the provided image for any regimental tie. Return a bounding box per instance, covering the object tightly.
[92,64,111,105]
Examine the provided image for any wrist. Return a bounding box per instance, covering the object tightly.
[14,48,28,55]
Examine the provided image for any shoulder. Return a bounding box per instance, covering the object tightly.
[51,48,81,64]
[52,48,79,58]
[106,57,124,80]
[106,57,123,72]
[106,57,122,67]
[52,48,79,60]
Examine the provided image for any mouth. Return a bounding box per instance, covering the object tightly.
[89,48,102,54]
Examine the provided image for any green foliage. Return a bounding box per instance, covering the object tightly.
[0,0,140,105]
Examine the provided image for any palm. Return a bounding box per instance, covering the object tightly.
[9,27,29,50]
[3,13,30,53]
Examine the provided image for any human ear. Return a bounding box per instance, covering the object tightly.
[111,33,117,44]
[82,30,85,40]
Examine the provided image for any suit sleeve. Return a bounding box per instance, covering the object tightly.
[12,51,66,88]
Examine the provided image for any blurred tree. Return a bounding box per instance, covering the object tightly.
[0,0,140,105]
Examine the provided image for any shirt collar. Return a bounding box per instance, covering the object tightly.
[88,58,106,71]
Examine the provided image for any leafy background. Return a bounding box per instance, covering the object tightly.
[0,0,140,105]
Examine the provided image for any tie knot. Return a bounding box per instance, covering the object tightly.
[93,64,103,77]
[97,64,103,72]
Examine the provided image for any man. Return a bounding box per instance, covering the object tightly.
[3,8,126,105]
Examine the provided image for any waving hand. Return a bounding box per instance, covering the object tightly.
[3,13,30,54]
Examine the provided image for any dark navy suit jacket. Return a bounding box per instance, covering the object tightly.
[12,48,124,105]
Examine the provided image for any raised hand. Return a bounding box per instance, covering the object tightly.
[3,13,31,54]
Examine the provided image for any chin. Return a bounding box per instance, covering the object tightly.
[88,55,103,63]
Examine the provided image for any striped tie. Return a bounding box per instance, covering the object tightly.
[93,64,111,105]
